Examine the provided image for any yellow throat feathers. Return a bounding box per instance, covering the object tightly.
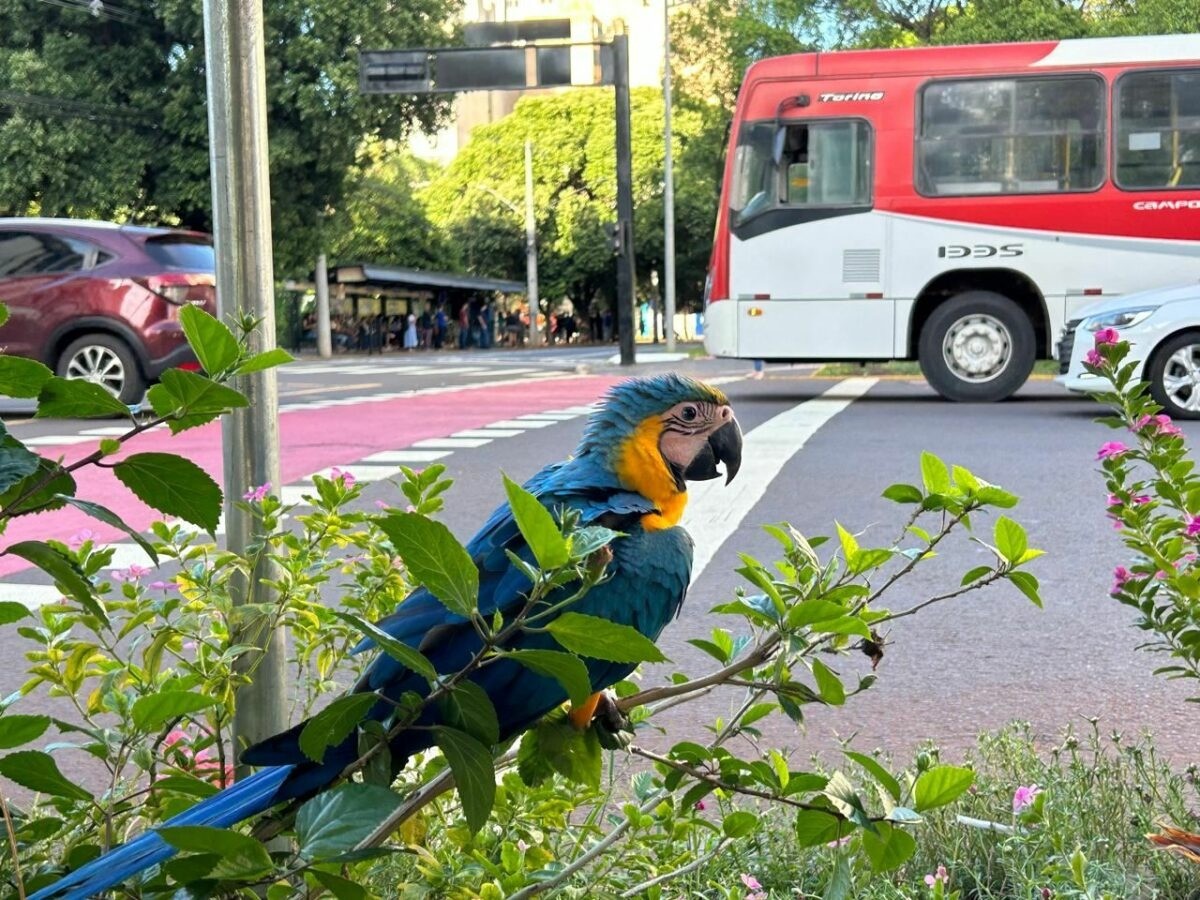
[614,416,687,531]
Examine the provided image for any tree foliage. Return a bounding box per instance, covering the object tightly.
[0,0,457,275]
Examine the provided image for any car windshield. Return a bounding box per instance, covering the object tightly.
[143,236,214,271]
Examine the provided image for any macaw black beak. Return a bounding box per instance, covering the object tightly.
[684,417,743,485]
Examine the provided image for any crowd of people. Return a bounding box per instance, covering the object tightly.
[301,298,619,353]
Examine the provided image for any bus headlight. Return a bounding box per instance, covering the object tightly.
[1081,307,1158,332]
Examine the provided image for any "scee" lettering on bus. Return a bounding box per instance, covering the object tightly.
[938,244,1024,259]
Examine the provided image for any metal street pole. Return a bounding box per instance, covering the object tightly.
[662,0,677,353]
[202,0,288,768]
[614,34,637,366]
[315,253,332,358]
[524,140,541,347]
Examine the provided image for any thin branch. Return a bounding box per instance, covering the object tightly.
[628,745,819,812]
[619,838,731,897]
[617,634,780,712]
[875,571,1005,624]
[0,791,26,900]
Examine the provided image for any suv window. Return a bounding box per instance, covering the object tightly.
[0,231,97,277]
[1116,68,1200,190]
[732,119,872,223]
[142,237,215,271]
[916,76,1105,196]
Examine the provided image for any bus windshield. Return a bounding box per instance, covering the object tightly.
[731,120,871,223]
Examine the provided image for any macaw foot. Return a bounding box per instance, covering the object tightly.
[568,692,604,729]
[592,691,634,750]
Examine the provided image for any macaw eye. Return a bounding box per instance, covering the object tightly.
[681,405,698,422]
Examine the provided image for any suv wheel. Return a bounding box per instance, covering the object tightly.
[918,290,1036,402]
[1147,331,1200,420]
[57,334,146,405]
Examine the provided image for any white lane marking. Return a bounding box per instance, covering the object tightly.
[684,377,877,583]
[0,584,64,609]
[361,449,452,464]
[481,368,538,377]
[22,435,97,446]
[453,428,524,438]
[105,543,158,570]
[306,464,401,483]
[413,437,492,449]
[279,485,314,506]
[488,419,555,429]
[80,426,130,436]
[517,413,580,421]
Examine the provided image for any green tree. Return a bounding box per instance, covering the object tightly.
[423,88,716,321]
[931,0,1091,44]
[0,0,457,276]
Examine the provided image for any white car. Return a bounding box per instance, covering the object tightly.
[1057,281,1200,418]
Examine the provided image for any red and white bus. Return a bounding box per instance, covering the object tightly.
[702,34,1200,401]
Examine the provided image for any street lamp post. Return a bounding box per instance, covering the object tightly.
[662,0,677,352]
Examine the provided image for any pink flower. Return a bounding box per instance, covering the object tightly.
[1188,516,1200,537]
[68,529,96,550]
[1085,349,1103,367]
[1094,328,1120,345]
[329,467,356,487]
[740,874,762,891]
[1133,494,1151,505]
[1136,413,1182,437]
[149,580,177,593]
[242,483,271,502]
[825,835,852,848]
[924,865,949,887]
[1012,784,1040,813]
[1106,493,1120,507]
[1111,566,1132,596]
[111,564,151,583]
[1096,441,1128,460]
[694,800,706,811]
[374,500,389,509]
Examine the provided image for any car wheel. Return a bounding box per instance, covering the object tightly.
[57,334,146,405]
[918,291,1036,402]
[1148,331,1200,420]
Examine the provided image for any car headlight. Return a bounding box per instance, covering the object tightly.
[1080,307,1158,332]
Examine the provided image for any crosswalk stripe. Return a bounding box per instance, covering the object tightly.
[361,450,453,464]
[684,377,877,583]
[0,584,64,609]
[306,464,401,483]
[412,437,492,449]
[487,419,555,429]
[453,428,523,438]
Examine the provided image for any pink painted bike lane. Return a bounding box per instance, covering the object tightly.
[0,375,621,577]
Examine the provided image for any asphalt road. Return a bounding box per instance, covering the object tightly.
[1,345,1195,780]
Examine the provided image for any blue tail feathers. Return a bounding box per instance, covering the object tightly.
[29,765,294,900]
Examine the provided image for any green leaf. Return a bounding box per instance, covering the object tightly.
[844,751,900,803]
[722,810,759,838]
[235,348,293,375]
[882,483,922,503]
[330,611,437,681]
[919,451,952,494]
[5,541,106,625]
[145,384,218,435]
[546,612,667,664]
[808,615,872,641]
[0,434,42,496]
[0,602,29,625]
[132,691,217,732]
[0,750,93,801]
[835,522,859,558]
[993,516,1028,564]
[794,809,844,848]
[823,770,873,830]
[961,565,992,586]
[0,457,75,516]
[1008,571,1043,608]
[861,822,916,872]
[951,465,980,491]
[295,782,404,861]
[113,453,222,533]
[440,682,500,745]
[434,726,496,833]
[376,513,478,618]
[299,693,379,764]
[180,305,239,375]
[36,377,131,418]
[157,368,249,416]
[56,497,159,565]
[913,764,974,812]
[504,649,592,706]
[158,825,273,879]
[517,711,601,789]
[977,485,1019,508]
[308,870,368,900]
[739,702,777,728]
[811,659,846,706]
[826,854,853,900]
[786,599,847,630]
[503,473,569,569]
[0,305,8,328]
[0,357,53,398]
[0,715,50,749]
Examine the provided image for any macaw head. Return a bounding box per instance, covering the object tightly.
[578,374,742,527]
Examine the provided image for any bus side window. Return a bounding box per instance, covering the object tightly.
[1116,69,1200,191]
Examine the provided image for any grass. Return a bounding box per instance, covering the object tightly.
[681,721,1200,898]
[812,360,1061,378]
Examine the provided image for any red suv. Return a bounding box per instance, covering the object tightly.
[0,219,216,404]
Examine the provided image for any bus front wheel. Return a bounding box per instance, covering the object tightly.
[918,291,1035,403]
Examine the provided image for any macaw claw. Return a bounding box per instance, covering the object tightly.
[591,691,634,750]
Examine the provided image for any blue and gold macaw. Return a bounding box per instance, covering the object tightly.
[33,374,742,899]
